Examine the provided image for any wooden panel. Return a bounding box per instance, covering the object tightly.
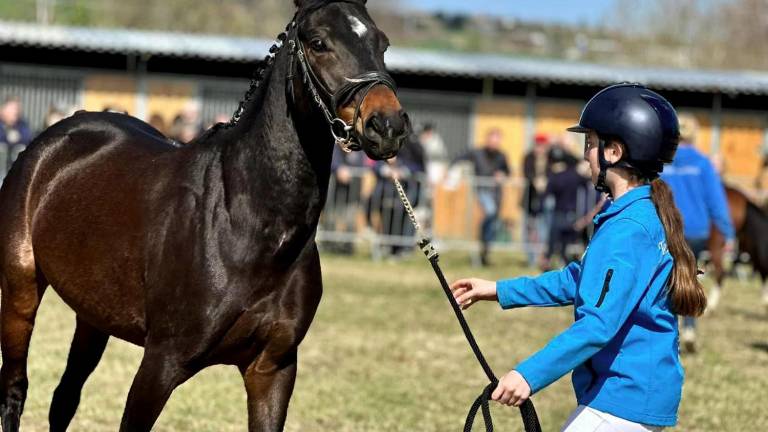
[432,179,524,242]
[678,110,713,155]
[432,180,475,239]
[83,75,136,114]
[535,102,582,154]
[146,79,196,130]
[720,113,766,187]
[473,99,525,169]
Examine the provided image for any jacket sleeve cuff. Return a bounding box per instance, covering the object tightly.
[496,278,523,310]
[515,360,547,395]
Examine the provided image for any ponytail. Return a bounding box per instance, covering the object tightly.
[650,178,707,317]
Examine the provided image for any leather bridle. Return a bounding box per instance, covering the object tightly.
[285,21,398,152]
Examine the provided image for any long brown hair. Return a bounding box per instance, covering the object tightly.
[650,178,707,316]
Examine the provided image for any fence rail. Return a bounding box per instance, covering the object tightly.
[317,167,768,265]
[316,167,601,264]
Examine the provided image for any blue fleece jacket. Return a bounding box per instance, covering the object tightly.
[660,144,734,241]
[497,186,682,427]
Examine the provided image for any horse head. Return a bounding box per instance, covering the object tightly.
[290,0,410,160]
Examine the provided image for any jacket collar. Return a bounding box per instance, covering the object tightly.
[593,185,652,225]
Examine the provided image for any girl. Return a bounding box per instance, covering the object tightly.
[450,84,705,431]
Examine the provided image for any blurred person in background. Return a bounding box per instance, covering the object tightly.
[171,101,204,144]
[418,122,448,186]
[755,143,768,203]
[321,144,371,255]
[148,113,168,136]
[174,123,200,144]
[210,112,232,128]
[369,136,425,258]
[450,128,511,266]
[521,132,551,267]
[0,96,33,177]
[540,143,590,271]
[661,113,734,353]
[44,103,73,129]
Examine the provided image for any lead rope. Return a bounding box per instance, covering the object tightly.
[390,173,542,432]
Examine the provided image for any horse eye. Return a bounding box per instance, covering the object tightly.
[309,38,327,52]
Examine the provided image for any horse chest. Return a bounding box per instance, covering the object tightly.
[206,279,320,366]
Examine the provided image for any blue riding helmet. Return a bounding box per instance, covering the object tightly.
[568,83,680,193]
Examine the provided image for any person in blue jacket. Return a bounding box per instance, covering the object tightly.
[450,84,706,431]
[660,113,734,353]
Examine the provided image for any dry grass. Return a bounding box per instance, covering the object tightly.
[6,251,768,431]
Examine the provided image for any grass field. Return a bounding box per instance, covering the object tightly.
[8,251,768,431]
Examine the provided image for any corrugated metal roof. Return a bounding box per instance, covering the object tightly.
[2,20,768,96]
[0,20,272,62]
[387,48,768,96]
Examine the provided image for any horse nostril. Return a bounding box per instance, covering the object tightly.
[365,113,386,136]
[366,112,410,141]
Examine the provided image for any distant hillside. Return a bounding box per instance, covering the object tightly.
[1,0,766,71]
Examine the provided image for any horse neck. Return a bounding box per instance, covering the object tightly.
[218,48,335,240]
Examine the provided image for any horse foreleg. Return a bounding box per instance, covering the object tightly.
[49,316,109,431]
[708,278,724,313]
[119,349,194,432]
[0,269,46,432]
[706,237,726,313]
[240,349,298,432]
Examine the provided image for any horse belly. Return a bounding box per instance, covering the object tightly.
[31,174,149,345]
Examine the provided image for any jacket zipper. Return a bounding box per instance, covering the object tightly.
[595,269,614,308]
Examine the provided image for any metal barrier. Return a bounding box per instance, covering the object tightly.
[316,167,599,263]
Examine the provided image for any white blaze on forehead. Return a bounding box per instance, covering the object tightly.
[348,15,368,38]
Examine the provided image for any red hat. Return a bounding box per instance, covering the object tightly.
[534,132,549,146]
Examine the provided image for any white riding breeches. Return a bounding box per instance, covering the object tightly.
[561,405,665,432]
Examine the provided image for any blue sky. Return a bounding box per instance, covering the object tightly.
[402,0,617,25]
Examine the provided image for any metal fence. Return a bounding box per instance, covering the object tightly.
[317,167,600,263]
[0,64,83,132]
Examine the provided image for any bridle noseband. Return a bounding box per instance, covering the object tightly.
[285,21,398,153]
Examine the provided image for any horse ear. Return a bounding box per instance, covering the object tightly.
[294,0,303,8]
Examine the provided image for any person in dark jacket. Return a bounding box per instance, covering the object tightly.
[451,128,511,266]
[321,144,371,254]
[541,145,591,270]
[369,134,425,257]
[521,133,551,267]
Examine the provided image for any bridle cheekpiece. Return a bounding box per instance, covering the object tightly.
[285,20,398,153]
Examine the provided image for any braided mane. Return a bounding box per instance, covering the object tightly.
[210,0,366,132]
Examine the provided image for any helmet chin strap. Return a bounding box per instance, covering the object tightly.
[595,138,645,197]
[595,138,613,196]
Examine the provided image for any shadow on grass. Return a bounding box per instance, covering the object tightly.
[749,342,768,354]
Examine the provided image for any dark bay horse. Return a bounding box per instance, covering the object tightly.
[706,185,768,312]
[0,1,410,431]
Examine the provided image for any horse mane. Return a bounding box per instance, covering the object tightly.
[201,0,366,139]
[203,27,290,136]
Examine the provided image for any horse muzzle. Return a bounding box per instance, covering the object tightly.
[361,109,410,160]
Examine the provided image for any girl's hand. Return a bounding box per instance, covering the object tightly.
[449,278,497,310]
[492,370,531,407]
